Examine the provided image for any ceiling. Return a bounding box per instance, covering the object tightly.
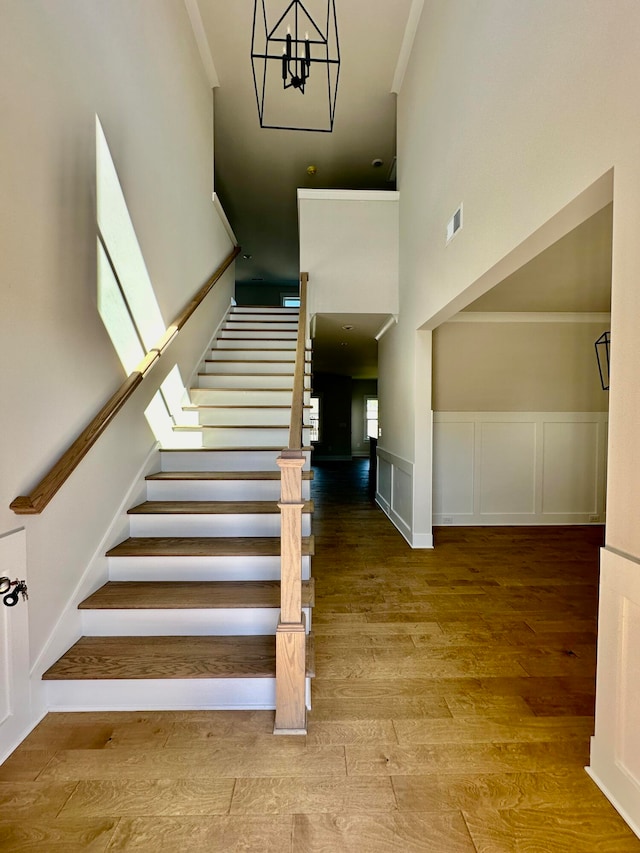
[311,313,386,377]
[191,4,613,380]
[197,0,413,286]
[463,203,613,314]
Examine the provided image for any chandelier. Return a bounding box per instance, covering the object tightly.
[251,0,340,132]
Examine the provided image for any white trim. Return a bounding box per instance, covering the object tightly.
[391,0,425,94]
[29,444,161,680]
[212,192,238,245]
[449,311,612,324]
[433,411,608,526]
[0,708,47,766]
[376,447,418,546]
[184,0,219,88]
[297,189,400,203]
[588,547,640,838]
[585,767,640,840]
[377,446,413,474]
[375,315,398,340]
[411,532,434,549]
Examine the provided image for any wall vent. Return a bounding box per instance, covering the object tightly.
[446,203,463,244]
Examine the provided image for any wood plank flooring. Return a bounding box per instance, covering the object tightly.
[2,460,639,851]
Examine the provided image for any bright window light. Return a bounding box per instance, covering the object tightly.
[97,239,145,374]
[365,396,378,440]
[96,115,165,351]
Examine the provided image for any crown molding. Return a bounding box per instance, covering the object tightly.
[184,0,219,89]
[449,312,611,324]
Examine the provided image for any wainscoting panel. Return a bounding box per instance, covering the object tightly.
[542,420,599,514]
[588,547,640,837]
[433,412,608,525]
[433,421,474,517]
[376,447,413,545]
[479,421,536,515]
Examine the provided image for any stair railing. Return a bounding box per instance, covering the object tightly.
[10,246,240,515]
[275,271,309,734]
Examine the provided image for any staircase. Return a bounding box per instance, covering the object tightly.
[43,305,315,713]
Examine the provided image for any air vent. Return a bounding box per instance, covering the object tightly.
[446,203,463,244]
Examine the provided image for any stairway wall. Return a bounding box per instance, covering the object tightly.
[0,0,235,753]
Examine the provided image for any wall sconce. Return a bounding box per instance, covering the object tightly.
[0,577,28,607]
[595,331,611,390]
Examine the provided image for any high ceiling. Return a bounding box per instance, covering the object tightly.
[189,4,613,379]
[196,0,413,286]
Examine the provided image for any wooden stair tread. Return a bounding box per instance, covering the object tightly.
[174,424,292,431]
[213,347,301,352]
[43,635,278,680]
[226,318,298,323]
[43,635,315,681]
[146,470,313,481]
[183,404,311,410]
[159,446,312,452]
[197,372,296,377]
[127,500,314,515]
[204,358,296,363]
[79,579,315,610]
[106,535,315,557]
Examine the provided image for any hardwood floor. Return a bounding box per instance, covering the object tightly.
[2,459,639,851]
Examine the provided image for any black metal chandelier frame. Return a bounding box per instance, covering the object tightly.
[595,330,611,391]
[251,0,340,132]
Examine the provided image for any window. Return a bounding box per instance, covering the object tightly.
[365,396,378,440]
[310,395,320,442]
[282,296,300,308]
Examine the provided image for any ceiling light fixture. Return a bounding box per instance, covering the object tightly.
[251,0,340,133]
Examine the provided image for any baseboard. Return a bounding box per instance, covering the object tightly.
[376,493,413,547]
[0,706,47,766]
[30,443,161,681]
[586,763,640,840]
[411,532,434,548]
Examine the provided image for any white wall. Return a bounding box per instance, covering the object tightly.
[385,0,640,832]
[433,320,610,413]
[0,0,234,744]
[298,189,400,316]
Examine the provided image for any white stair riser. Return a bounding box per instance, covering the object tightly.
[197,374,303,389]
[220,330,298,340]
[128,513,312,538]
[191,389,294,404]
[215,339,297,350]
[229,305,300,318]
[201,361,296,376]
[45,678,294,711]
[224,322,298,332]
[160,449,310,471]
[191,389,307,406]
[199,427,312,447]
[81,606,312,637]
[108,555,312,581]
[208,349,298,362]
[146,480,311,501]
[192,408,310,426]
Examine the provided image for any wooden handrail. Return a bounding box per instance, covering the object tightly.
[10,245,240,515]
[275,272,309,734]
[287,272,308,451]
